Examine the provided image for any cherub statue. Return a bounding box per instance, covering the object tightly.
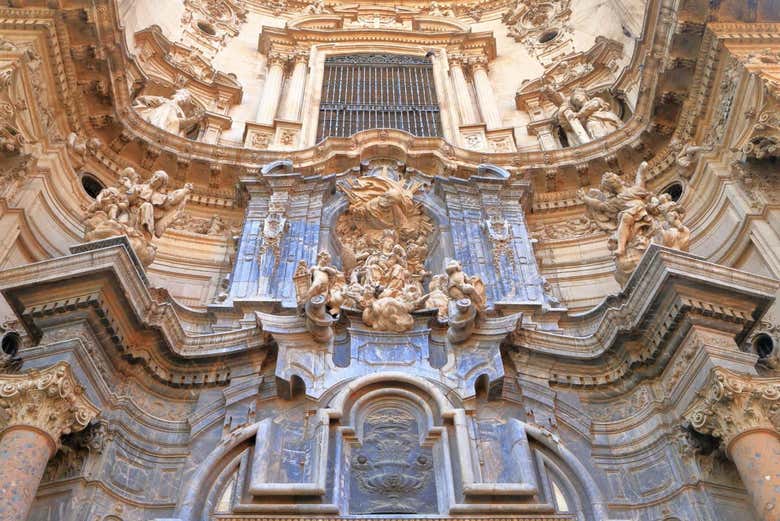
[444,259,487,312]
[305,250,346,314]
[671,138,713,178]
[132,88,203,137]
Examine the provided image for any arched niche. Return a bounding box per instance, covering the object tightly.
[339,388,445,514]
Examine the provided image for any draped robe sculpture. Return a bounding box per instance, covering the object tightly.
[84,168,193,266]
[579,162,691,284]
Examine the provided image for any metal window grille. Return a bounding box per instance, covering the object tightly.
[317,54,442,141]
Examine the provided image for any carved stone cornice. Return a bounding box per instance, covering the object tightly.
[0,362,99,449]
[509,245,779,393]
[0,239,268,387]
[686,367,780,450]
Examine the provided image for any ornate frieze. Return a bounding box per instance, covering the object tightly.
[686,368,780,449]
[0,362,99,447]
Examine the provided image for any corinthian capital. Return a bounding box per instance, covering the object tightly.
[685,367,780,449]
[0,362,100,448]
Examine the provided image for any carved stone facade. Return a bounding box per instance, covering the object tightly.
[0,2,779,521]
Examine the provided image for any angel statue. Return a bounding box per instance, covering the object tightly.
[580,162,690,284]
[84,168,192,266]
[132,88,204,137]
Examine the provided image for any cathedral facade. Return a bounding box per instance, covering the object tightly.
[0,0,778,520]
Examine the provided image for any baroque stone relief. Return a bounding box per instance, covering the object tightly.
[293,164,487,334]
[349,406,436,514]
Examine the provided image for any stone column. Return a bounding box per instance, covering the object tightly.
[469,57,502,130]
[256,52,289,125]
[686,368,780,521]
[0,362,99,521]
[449,54,478,126]
[280,52,309,122]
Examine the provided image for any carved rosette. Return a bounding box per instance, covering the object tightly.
[0,362,100,448]
[686,368,780,450]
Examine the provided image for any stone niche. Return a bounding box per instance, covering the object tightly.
[202,375,581,517]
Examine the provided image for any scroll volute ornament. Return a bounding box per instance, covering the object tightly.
[0,362,100,448]
[686,368,780,450]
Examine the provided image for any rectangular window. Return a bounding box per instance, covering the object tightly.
[317,54,442,141]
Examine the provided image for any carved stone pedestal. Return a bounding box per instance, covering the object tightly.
[0,362,99,521]
[686,368,780,521]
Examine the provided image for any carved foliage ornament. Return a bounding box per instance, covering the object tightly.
[686,368,780,449]
[0,362,100,447]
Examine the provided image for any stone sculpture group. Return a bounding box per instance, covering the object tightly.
[580,161,691,284]
[294,166,486,334]
[84,168,193,265]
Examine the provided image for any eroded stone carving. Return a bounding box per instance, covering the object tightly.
[84,168,193,266]
[671,137,713,178]
[503,0,573,65]
[258,204,288,268]
[580,162,691,284]
[350,407,436,514]
[132,88,204,138]
[0,362,100,447]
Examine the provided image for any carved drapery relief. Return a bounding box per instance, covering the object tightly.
[580,162,691,284]
[84,168,193,266]
[132,88,205,138]
[0,362,100,448]
[350,406,436,514]
[545,86,623,145]
[685,368,780,449]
